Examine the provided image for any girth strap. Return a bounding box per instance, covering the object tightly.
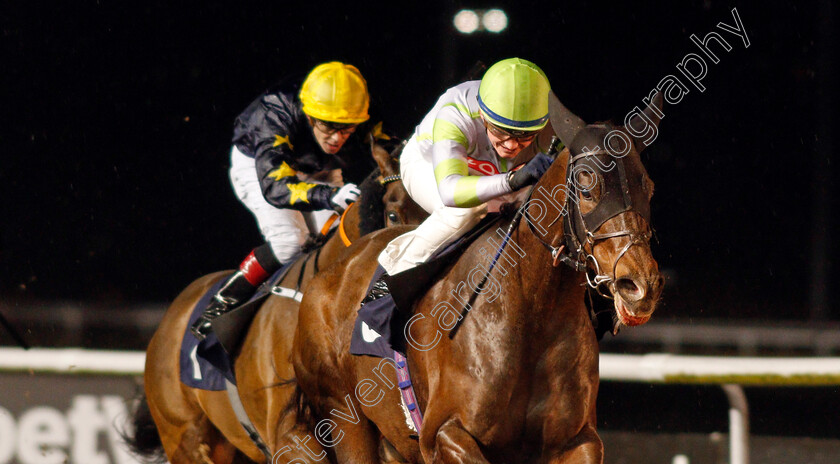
[224,379,273,461]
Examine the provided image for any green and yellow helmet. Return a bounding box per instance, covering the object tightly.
[300,62,370,124]
[477,58,551,132]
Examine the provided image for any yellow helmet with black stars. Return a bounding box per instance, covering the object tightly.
[300,62,370,124]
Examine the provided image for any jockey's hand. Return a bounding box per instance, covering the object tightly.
[507,153,553,191]
[330,183,361,212]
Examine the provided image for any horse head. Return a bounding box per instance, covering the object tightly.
[538,91,665,327]
[369,138,428,228]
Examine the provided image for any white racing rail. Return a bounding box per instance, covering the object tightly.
[600,354,840,464]
[599,353,840,385]
[0,347,145,375]
[2,348,839,464]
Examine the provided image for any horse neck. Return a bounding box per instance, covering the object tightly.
[510,222,586,320]
[316,208,359,268]
[506,148,587,322]
[316,234,346,269]
[447,217,586,359]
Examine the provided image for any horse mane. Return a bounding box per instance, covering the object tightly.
[357,167,386,236]
[277,382,318,434]
[273,167,394,434]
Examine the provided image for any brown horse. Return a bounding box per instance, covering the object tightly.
[292,93,665,463]
[130,143,427,464]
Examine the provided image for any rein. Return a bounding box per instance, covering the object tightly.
[448,205,526,339]
[448,139,562,337]
[319,213,339,236]
[380,174,401,185]
[524,143,653,298]
[327,173,403,248]
[337,201,355,247]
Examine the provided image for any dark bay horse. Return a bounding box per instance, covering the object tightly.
[292,93,665,463]
[131,143,427,464]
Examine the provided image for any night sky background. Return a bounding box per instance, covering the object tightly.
[1,0,837,335]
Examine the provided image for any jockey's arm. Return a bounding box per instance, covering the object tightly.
[430,108,512,209]
[254,137,334,212]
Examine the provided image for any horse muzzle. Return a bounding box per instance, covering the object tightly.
[611,272,664,326]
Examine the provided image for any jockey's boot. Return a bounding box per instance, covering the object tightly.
[190,246,278,340]
[360,276,391,306]
[189,270,255,340]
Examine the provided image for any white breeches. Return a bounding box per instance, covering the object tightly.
[377,136,487,275]
[229,146,338,264]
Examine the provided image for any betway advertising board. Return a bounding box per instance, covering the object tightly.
[0,372,142,464]
[0,348,146,464]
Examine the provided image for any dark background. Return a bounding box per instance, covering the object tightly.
[1,0,836,331]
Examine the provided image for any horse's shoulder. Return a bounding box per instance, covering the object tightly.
[354,224,418,250]
[374,224,417,238]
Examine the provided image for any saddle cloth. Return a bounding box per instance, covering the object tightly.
[179,278,231,391]
[349,213,503,358]
[179,262,293,391]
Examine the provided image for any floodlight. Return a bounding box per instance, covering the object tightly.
[482,9,508,33]
[454,9,480,34]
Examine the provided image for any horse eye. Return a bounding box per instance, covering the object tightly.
[577,172,596,200]
[387,212,399,224]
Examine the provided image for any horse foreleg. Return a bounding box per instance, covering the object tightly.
[545,424,603,464]
[295,385,379,463]
[163,418,237,464]
[379,437,410,463]
[327,418,381,464]
[425,419,490,464]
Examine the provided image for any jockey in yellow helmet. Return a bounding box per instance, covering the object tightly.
[192,62,389,340]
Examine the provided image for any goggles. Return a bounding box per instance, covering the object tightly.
[483,118,539,144]
[312,118,358,136]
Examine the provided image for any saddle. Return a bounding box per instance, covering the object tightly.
[178,233,331,393]
[349,213,505,358]
[216,238,328,350]
[181,260,297,390]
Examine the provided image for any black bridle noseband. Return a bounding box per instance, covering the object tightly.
[526,128,653,297]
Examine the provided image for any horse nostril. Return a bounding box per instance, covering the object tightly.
[615,278,644,302]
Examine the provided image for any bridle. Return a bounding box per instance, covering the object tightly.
[525,128,653,298]
[379,174,401,185]
[450,132,653,338]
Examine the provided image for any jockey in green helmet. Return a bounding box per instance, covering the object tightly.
[359,58,557,306]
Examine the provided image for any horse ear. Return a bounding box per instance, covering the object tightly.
[548,90,586,150]
[626,91,665,153]
[369,135,398,177]
[633,91,664,130]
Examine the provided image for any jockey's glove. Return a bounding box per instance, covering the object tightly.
[507,153,553,191]
[330,183,361,212]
